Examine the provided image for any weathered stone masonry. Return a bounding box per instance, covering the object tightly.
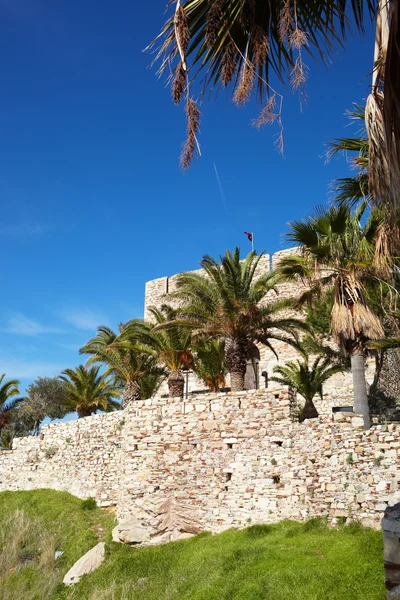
[1,389,400,537]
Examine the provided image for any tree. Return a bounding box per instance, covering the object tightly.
[327,104,370,208]
[277,203,385,428]
[80,324,165,406]
[151,0,400,211]
[270,353,345,421]
[59,366,121,418]
[171,248,307,392]
[193,339,227,392]
[0,374,21,432]
[16,377,69,436]
[133,305,194,398]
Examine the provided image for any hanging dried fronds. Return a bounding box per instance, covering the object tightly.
[252,94,279,128]
[252,26,269,68]
[372,221,400,276]
[331,272,384,350]
[290,55,308,90]
[206,0,224,47]
[352,303,384,339]
[365,92,390,204]
[233,62,254,106]
[180,99,201,169]
[289,28,307,50]
[172,62,186,104]
[382,0,400,204]
[221,41,238,86]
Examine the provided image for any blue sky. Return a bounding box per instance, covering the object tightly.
[1,0,374,393]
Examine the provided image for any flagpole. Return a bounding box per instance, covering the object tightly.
[252,233,254,253]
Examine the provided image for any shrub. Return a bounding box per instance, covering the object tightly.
[44,447,57,459]
[81,497,97,511]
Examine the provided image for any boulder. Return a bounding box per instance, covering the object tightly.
[63,542,105,586]
[382,503,400,598]
[112,517,150,544]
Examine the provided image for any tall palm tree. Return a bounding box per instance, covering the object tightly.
[193,339,227,392]
[171,248,307,392]
[151,0,400,206]
[277,203,385,428]
[132,305,193,398]
[270,354,345,421]
[0,374,21,430]
[59,365,121,418]
[80,323,165,406]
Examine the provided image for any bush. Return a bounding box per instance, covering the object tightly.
[81,497,97,511]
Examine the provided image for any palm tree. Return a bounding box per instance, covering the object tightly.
[171,248,307,392]
[80,324,165,406]
[270,354,345,421]
[151,0,400,209]
[277,203,385,428]
[193,339,227,392]
[0,374,21,430]
[59,365,121,418]
[133,305,193,398]
[327,104,370,208]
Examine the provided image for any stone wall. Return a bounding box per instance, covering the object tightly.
[0,412,124,505]
[1,389,400,538]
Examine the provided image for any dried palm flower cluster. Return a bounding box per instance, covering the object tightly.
[173,0,201,169]
[291,56,308,91]
[252,94,279,129]
[233,62,255,106]
[221,41,238,87]
[206,0,225,46]
[240,0,256,31]
[174,4,190,59]
[172,62,186,105]
[180,99,201,170]
[252,26,269,68]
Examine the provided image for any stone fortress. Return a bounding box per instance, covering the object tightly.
[144,248,374,409]
[0,248,397,542]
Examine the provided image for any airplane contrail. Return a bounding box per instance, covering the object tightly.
[213,162,228,213]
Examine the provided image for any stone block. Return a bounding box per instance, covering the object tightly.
[63,542,105,586]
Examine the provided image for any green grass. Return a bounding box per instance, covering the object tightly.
[0,490,385,600]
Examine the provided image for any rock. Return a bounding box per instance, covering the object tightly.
[112,516,150,544]
[152,496,203,542]
[63,542,105,586]
[387,585,400,599]
[382,503,400,596]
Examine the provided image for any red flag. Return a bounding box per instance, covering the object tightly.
[244,231,253,242]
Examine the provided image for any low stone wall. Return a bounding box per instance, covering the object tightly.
[1,389,399,541]
[0,412,124,504]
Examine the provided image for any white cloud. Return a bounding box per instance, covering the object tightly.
[5,313,64,336]
[0,357,64,380]
[60,309,108,331]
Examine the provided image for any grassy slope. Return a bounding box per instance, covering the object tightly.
[0,490,385,600]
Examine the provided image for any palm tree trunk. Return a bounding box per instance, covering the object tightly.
[122,381,141,407]
[168,369,185,398]
[77,407,93,418]
[351,351,371,429]
[299,398,319,422]
[226,338,247,392]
